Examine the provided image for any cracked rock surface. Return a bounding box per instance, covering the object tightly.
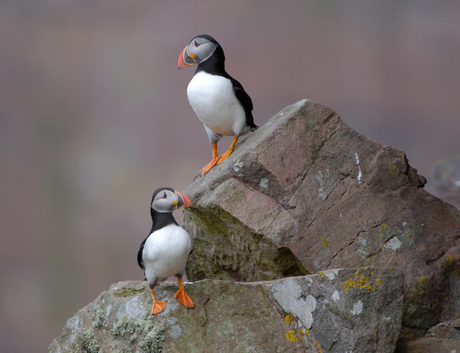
[49,268,403,353]
[182,99,460,342]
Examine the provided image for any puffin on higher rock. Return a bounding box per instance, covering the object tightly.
[137,187,194,314]
[178,34,258,176]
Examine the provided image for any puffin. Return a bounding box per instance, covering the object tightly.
[178,34,258,176]
[137,187,194,314]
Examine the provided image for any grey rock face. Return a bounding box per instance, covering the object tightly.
[182,99,460,341]
[49,268,403,353]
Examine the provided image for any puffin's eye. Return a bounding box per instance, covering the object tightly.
[194,40,200,47]
[162,192,167,199]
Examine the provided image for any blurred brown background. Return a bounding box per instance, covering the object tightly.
[1,1,459,351]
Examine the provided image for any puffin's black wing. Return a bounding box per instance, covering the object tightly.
[230,77,258,130]
[137,236,148,270]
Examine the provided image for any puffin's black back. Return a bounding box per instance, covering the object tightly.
[137,187,179,270]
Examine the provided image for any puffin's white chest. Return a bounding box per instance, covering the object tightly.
[187,72,246,136]
[143,224,193,279]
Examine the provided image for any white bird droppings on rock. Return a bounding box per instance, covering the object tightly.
[259,178,269,189]
[355,152,362,184]
[332,290,340,302]
[117,295,144,321]
[167,317,182,339]
[271,277,316,329]
[233,160,244,172]
[323,269,339,280]
[357,237,367,246]
[106,304,112,320]
[315,170,331,200]
[385,237,402,251]
[351,300,363,316]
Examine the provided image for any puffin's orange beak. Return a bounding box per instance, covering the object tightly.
[176,191,192,209]
[178,46,196,69]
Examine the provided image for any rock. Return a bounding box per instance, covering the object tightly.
[426,318,460,340]
[395,337,460,353]
[182,99,460,341]
[49,268,403,353]
[430,154,460,208]
[395,318,460,352]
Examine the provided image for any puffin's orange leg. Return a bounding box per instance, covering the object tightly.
[217,136,239,165]
[201,143,219,176]
[175,277,194,309]
[150,288,167,315]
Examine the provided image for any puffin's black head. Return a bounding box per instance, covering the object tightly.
[178,34,222,69]
[150,187,192,216]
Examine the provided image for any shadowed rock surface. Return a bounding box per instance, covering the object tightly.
[49,268,403,353]
[182,99,460,343]
[396,316,460,352]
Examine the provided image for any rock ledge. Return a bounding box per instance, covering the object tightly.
[49,268,403,353]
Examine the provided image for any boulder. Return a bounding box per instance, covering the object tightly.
[182,99,460,341]
[395,317,460,352]
[430,154,460,208]
[49,268,403,353]
[426,317,460,340]
[395,337,460,353]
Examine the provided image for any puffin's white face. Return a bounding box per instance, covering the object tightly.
[186,37,218,64]
[151,189,192,213]
[178,36,218,68]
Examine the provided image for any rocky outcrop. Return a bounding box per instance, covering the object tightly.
[182,99,460,343]
[49,268,403,353]
[50,99,460,352]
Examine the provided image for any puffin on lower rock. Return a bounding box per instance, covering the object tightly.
[137,187,194,314]
[178,34,258,176]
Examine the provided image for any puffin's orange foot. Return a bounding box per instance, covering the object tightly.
[216,150,233,165]
[201,158,218,176]
[217,135,238,165]
[175,288,194,308]
[151,300,167,315]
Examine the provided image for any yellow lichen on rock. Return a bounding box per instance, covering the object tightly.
[439,254,460,275]
[315,340,323,353]
[284,314,294,326]
[343,268,382,292]
[285,330,298,342]
[412,277,429,296]
[389,164,399,175]
[285,329,309,343]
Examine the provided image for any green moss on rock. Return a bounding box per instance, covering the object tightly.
[92,306,107,329]
[79,328,101,353]
[110,312,165,352]
[114,287,145,298]
[139,327,165,353]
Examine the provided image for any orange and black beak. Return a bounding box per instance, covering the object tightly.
[178,46,197,69]
[176,191,192,209]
